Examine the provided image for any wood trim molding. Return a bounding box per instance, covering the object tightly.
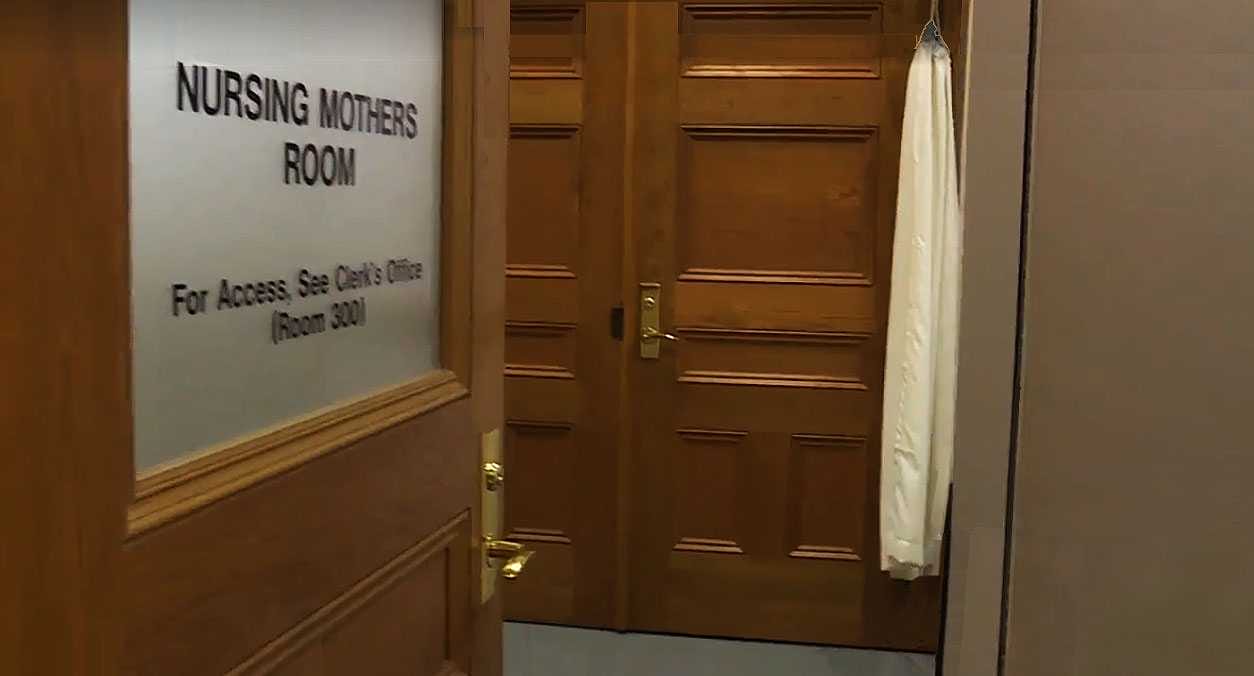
[681,124,876,141]
[228,511,470,674]
[678,371,868,390]
[441,0,478,385]
[509,123,580,139]
[789,545,861,562]
[507,527,573,545]
[506,264,578,279]
[505,419,574,429]
[509,6,582,21]
[505,320,576,333]
[678,327,872,345]
[678,269,872,285]
[792,432,866,449]
[682,63,880,79]
[129,371,468,536]
[681,2,882,22]
[676,428,748,443]
[504,365,576,380]
[674,537,745,555]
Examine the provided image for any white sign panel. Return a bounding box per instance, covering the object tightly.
[130,0,444,471]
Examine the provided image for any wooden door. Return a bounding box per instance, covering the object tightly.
[628,0,942,649]
[502,0,630,628]
[2,0,509,674]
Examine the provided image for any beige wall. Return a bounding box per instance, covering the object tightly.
[948,0,1254,674]
[941,0,1031,674]
[1004,1,1254,674]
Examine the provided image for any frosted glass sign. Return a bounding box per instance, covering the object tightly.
[130,0,444,472]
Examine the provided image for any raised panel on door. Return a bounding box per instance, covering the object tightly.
[239,512,471,675]
[503,0,628,629]
[630,0,942,649]
[124,398,477,675]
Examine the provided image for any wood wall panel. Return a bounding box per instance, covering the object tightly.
[676,328,873,390]
[505,422,577,544]
[676,385,871,436]
[124,399,474,675]
[508,126,582,273]
[510,80,583,124]
[673,429,750,555]
[659,538,868,645]
[680,2,884,78]
[678,125,878,284]
[500,420,579,622]
[504,378,579,422]
[505,321,577,376]
[506,276,579,325]
[680,78,885,126]
[130,373,465,535]
[313,553,452,676]
[787,434,867,562]
[243,516,469,676]
[510,4,585,78]
[675,282,877,332]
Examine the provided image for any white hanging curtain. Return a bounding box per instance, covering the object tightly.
[879,17,962,581]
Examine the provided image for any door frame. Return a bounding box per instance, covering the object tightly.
[936,0,1031,675]
[492,0,1021,665]
[1,0,508,672]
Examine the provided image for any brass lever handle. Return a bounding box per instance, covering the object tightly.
[482,461,504,491]
[484,537,534,580]
[639,283,676,359]
[640,326,678,342]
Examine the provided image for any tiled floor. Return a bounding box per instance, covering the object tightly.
[504,622,935,676]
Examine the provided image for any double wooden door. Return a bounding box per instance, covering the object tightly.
[505,0,941,650]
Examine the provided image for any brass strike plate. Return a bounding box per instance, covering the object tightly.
[640,283,662,359]
[479,428,502,604]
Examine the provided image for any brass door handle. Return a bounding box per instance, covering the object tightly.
[482,461,504,491]
[640,327,678,342]
[484,537,534,580]
[640,283,678,358]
